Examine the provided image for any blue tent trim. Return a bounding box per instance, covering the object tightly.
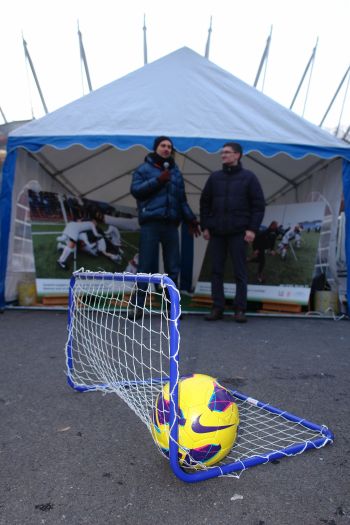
[6,134,350,161]
[0,150,17,307]
[342,160,350,313]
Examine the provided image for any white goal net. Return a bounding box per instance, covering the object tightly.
[66,270,178,428]
[66,270,333,483]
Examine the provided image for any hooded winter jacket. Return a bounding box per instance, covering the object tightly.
[131,154,196,225]
[200,163,265,235]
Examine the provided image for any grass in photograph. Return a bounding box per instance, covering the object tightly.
[199,231,320,286]
[31,223,139,279]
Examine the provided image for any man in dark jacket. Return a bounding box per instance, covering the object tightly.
[130,136,200,317]
[200,142,265,323]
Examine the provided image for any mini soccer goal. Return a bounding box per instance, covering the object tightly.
[66,270,334,483]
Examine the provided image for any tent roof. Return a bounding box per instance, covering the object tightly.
[9,47,350,160]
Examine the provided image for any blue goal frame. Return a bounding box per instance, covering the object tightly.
[66,271,334,483]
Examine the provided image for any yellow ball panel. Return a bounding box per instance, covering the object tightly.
[151,374,239,468]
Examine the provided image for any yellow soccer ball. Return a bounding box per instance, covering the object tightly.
[151,374,239,468]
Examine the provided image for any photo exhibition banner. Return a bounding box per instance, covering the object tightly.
[27,190,140,298]
[195,202,326,306]
[27,191,327,307]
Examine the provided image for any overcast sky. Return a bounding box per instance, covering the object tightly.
[1,0,349,132]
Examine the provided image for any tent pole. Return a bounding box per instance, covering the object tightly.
[267,158,335,204]
[27,151,82,197]
[246,153,295,185]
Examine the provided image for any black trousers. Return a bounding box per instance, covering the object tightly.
[209,233,247,312]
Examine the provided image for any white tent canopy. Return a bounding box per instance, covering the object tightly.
[1,47,350,306]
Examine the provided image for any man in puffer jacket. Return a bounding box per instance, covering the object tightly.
[129,136,200,318]
[200,142,265,323]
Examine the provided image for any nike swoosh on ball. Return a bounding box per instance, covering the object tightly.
[191,415,235,434]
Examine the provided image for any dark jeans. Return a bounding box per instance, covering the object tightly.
[209,233,247,312]
[135,221,180,307]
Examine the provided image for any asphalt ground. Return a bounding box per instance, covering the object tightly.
[0,310,349,525]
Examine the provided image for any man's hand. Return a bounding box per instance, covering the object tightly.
[244,230,255,243]
[158,170,170,183]
[188,219,201,237]
[203,228,210,241]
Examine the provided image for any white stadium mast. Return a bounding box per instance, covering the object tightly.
[143,14,148,65]
[0,106,7,123]
[22,34,48,115]
[78,21,93,93]
[319,64,350,128]
[290,38,318,115]
[204,16,213,59]
[254,26,273,91]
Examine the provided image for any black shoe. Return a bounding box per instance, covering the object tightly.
[234,310,247,323]
[205,308,223,321]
